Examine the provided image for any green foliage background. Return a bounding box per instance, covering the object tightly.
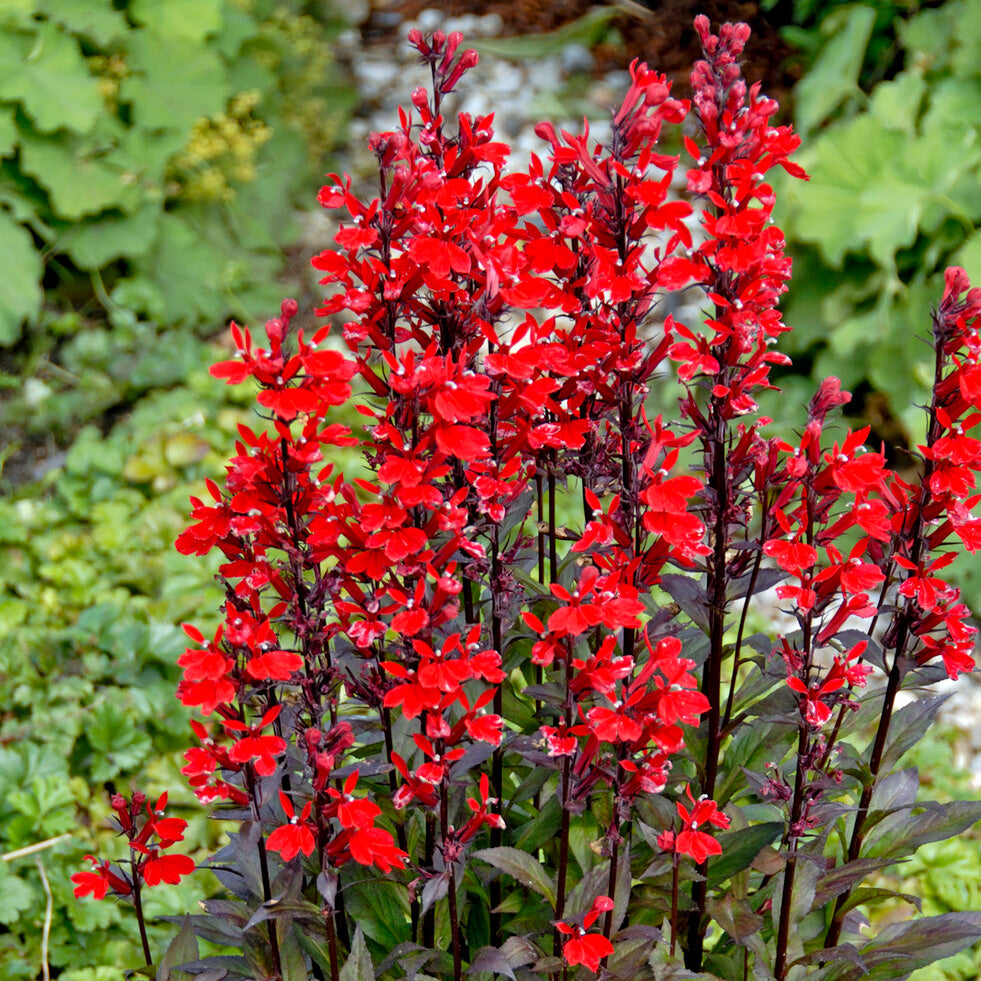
[0,1,979,977]
[0,0,358,975]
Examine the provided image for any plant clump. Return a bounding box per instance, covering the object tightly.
[74,16,981,981]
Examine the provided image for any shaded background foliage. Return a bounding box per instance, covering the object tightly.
[0,0,978,978]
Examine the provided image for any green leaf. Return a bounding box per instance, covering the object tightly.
[0,210,41,345]
[295,931,332,975]
[122,32,229,133]
[0,21,102,133]
[84,699,153,781]
[953,228,981,277]
[0,104,17,156]
[0,0,34,30]
[0,867,34,925]
[867,71,927,134]
[36,0,128,45]
[139,212,232,325]
[343,879,410,951]
[339,925,374,981]
[18,124,146,219]
[130,0,223,41]
[794,4,876,135]
[157,916,198,981]
[785,112,980,269]
[513,793,562,853]
[60,203,161,269]
[707,823,784,888]
[473,847,556,905]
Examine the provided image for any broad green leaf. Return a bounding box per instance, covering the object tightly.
[513,793,562,852]
[61,203,161,269]
[899,3,956,70]
[139,210,285,326]
[708,823,784,888]
[867,71,927,134]
[0,868,34,925]
[473,846,556,905]
[0,0,34,29]
[36,0,128,45]
[786,112,978,269]
[953,228,981,278]
[794,4,876,135]
[0,105,16,156]
[130,0,223,41]
[339,926,374,981]
[122,33,229,133]
[343,879,410,951]
[0,22,102,133]
[948,0,981,79]
[6,774,75,838]
[84,699,153,781]
[18,125,145,219]
[140,212,234,325]
[0,210,41,345]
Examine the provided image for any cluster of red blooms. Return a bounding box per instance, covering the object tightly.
[73,14,981,980]
[761,267,981,739]
[71,791,194,899]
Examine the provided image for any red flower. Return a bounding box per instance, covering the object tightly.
[267,792,317,861]
[223,707,287,777]
[561,932,615,973]
[139,851,196,887]
[662,786,729,863]
[346,826,408,873]
[71,856,131,899]
[244,649,304,681]
[557,896,616,971]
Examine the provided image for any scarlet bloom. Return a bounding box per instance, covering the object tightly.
[662,786,729,863]
[223,706,287,776]
[71,856,132,899]
[267,792,317,861]
[347,826,409,873]
[139,850,196,887]
[556,895,616,971]
[561,932,615,973]
[328,771,383,830]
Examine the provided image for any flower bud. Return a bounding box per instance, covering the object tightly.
[111,794,132,831]
[406,28,428,56]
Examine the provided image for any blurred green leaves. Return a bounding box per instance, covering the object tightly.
[769,0,981,461]
[0,0,355,346]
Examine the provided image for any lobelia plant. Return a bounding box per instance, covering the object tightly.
[73,16,981,981]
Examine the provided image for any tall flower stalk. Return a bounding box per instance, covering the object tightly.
[73,19,981,981]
